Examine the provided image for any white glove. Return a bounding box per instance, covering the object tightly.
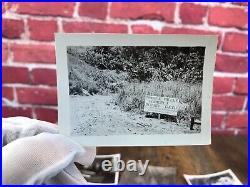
[2,117,96,185]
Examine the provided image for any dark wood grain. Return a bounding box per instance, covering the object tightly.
[97,135,248,184]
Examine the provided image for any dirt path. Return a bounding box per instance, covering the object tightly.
[70,95,199,136]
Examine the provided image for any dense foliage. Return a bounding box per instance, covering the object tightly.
[67,46,205,83]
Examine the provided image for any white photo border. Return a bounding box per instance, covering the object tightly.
[183,169,243,185]
[55,33,217,147]
[88,154,121,185]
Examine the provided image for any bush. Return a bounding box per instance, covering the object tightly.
[68,46,205,84]
[68,54,127,96]
[116,81,202,120]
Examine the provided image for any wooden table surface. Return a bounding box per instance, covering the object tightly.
[97,135,248,184]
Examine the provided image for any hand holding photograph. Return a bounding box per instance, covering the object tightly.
[56,34,217,146]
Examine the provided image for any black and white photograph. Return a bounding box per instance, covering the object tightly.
[119,166,176,184]
[67,46,205,136]
[76,154,120,184]
[56,34,217,146]
[183,169,242,185]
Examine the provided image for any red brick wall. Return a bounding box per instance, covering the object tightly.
[2,2,248,135]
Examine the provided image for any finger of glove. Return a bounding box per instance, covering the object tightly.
[3,133,96,184]
[2,117,58,146]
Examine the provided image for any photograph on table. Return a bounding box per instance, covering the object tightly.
[183,169,242,185]
[56,34,217,146]
[76,154,120,184]
[119,165,176,184]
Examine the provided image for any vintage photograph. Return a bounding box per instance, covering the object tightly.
[183,169,242,185]
[56,34,216,146]
[119,166,176,184]
[67,46,205,136]
[76,154,120,184]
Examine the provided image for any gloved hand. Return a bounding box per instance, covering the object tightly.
[2,117,96,185]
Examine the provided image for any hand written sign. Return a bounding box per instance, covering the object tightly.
[144,95,181,116]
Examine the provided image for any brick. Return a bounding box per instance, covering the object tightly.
[79,3,108,20]
[2,2,11,13]
[35,107,58,123]
[2,19,24,39]
[2,86,14,101]
[2,106,33,118]
[213,77,234,94]
[12,2,75,17]
[180,3,207,24]
[234,78,248,95]
[212,96,245,111]
[225,113,248,128]
[63,21,128,33]
[162,27,221,47]
[131,25,159,34]
[12,43,55,64]
[222,33,248,53]
[28,19,57,41]
[212,129,234,136]
[31,68,57,86]
[208,6,248,29]
[211,113,224,127]
[16,87,57,105]
[232,2,248,7]
[2,66,30,84]
[110,3,175,22]
[2,43,8,63]
[162,27,219,35]
[237,129,248,136]
[215,54,248,73]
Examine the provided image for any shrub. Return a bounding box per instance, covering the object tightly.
[116,81,202,120]
[68,53,127,96]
